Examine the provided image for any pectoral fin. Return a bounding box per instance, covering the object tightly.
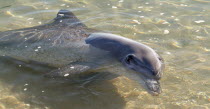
[44,62,121,84]
[44,63,93,78]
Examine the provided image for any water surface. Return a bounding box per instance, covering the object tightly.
[0,0,210,109]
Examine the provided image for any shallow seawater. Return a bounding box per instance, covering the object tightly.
[0,0,210,109]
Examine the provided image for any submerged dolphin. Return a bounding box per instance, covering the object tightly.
[0,10,164,95]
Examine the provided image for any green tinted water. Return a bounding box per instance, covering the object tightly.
[0,0,209,109]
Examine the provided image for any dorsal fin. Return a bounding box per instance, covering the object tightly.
[52,10,87,27]
[0,10,92,47]
[54,10,78,20]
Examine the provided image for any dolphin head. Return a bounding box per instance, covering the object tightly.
[85,33,164,95]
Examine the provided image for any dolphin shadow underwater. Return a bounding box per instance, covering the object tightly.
[0,10,164,96]
[0,57,125,109]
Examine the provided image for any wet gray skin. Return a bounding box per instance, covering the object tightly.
[0,10,164,95]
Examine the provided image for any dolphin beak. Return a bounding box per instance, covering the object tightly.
[137,71,162,95]
[136,70,162,95]
[129,70,162,96]
[144,78,161,96]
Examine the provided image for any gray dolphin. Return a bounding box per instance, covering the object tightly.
[0,10,164,95]
[86,33,164,95]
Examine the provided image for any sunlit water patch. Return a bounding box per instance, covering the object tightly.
[0,0,210,109]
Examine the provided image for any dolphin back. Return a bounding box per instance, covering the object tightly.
[0,10,93,47]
